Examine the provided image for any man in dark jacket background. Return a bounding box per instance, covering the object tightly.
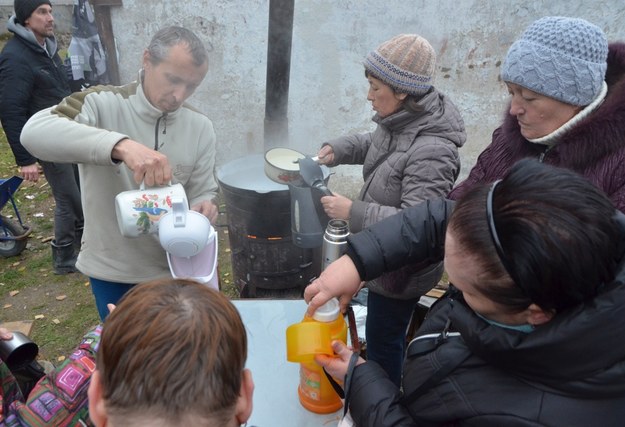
[0,0,83,274]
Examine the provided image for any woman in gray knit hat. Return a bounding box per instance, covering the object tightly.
[448,16,625,212]
[315,34,466,386]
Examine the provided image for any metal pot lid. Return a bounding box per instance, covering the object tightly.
[217,154,287,193]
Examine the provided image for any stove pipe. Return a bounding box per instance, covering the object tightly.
[264,0,294,150]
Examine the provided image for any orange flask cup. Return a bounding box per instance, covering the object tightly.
[286,298,347,414]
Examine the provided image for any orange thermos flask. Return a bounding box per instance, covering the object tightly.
[296,298,347,414]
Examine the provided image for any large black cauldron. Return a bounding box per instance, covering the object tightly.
[217,154,321,297]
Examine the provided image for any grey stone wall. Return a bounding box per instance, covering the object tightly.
[2,1,624,195]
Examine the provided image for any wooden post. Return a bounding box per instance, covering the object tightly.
[91,0,122,85]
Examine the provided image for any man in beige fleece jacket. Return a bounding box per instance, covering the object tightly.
[22,26,219,320]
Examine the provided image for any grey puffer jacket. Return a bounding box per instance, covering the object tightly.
[324,88,465,298]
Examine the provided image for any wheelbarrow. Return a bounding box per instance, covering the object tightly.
[0,176,31,257]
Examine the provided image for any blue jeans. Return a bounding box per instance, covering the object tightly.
[90,277,135,321]
[366,291,420,387]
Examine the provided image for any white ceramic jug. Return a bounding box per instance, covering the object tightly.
[115,182,186,237]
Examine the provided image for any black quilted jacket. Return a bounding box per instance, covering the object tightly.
[0,16,70,166]
[344,199,625,426]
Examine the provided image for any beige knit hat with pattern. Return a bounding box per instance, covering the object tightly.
[364,34,436,96]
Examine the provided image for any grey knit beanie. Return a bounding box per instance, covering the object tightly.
[501,16,608,106]
[14,0,51,25]
[364,34,436,96]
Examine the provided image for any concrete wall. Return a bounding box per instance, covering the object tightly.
[3,0,624,194]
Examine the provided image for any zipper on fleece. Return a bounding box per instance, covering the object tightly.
[154,113,168,151]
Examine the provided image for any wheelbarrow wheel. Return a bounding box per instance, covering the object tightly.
[0,215,28,258]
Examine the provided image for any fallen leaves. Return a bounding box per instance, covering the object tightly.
[222,272,231,285]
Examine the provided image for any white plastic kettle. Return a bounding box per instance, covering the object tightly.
[158,198,210,258]
[158,198,219,290]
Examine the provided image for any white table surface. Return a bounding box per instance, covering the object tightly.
[232,299,343,427]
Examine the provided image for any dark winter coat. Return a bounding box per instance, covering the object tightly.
[0,16,70,166]
[344,199,625,426]
[326,89,466,298]
[449,42,625,213]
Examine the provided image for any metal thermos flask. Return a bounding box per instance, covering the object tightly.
[321,219,350,271]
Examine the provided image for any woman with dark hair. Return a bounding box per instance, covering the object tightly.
[315,33,466,387]
[306,159,625,425]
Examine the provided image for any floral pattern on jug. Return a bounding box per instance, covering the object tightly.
[131,194,173,234]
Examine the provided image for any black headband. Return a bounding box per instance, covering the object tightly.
[486,180,506,263]
[486,179,522,291]
[486,179,529,296]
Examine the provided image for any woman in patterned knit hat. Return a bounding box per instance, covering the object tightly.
[315,34,467,386]
[448,16,625,212]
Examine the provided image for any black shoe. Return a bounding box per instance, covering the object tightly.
[51,240,78,275]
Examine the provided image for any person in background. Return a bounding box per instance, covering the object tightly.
[307,159,625,426]
[66,0,108,91]
[21,26,220,320]
[449,16,625,211]
[88,278,254,427]
[0,278,253,426]
[0,0,84,274]
[315,34,466,386]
